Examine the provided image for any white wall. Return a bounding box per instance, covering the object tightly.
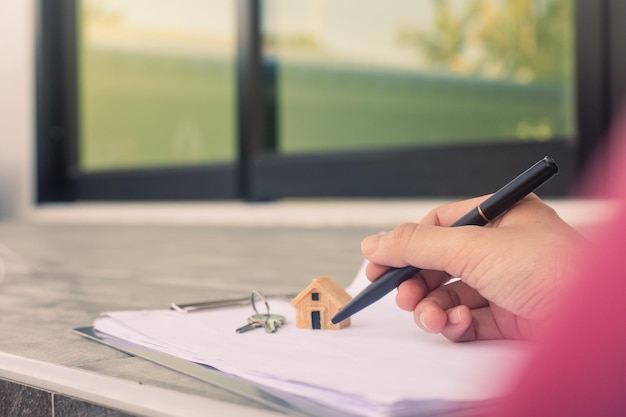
[0,1,35,219]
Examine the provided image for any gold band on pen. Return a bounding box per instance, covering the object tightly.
[477,204,490,222]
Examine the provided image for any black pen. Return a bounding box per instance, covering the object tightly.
[331,156,559,325]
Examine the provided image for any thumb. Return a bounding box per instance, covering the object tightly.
[361,222,491,280]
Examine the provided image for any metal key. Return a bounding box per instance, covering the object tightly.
[258,314,286,333]
[235,290,286,333]
[236,314,286,334]
[235,316,265,333]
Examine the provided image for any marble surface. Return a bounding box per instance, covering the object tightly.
[0,221,378,416]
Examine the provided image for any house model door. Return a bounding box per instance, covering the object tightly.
[311,311,321,330]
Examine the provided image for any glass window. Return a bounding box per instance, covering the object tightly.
[78,0,236,172]
[263,0,575,155]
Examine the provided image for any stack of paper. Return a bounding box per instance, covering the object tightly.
[92,263,529,417]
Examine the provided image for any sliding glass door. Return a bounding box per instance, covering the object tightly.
[36,0,621,202]
[79,0,237,172]
[251,0,578,199]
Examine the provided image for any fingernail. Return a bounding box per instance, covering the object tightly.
[448,307,462,325]
[419,311,432,332]
[361,234,383,255]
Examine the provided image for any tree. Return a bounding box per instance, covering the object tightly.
[396,0,483,74]
[396,0,573,82]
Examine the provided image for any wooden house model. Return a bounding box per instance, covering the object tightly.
[290,276,353,330]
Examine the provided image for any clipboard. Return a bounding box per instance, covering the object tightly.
[74,326,489,417]
[73,326,359,417]
[73,276,515,417]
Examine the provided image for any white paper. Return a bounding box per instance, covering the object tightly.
[94,261,530,417]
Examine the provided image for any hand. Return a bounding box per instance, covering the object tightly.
[361,194,582,342]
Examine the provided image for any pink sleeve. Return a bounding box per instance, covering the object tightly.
[490,113,626,417]
[490,203,626,416]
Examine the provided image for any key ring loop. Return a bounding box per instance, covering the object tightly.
[250,290,270,316]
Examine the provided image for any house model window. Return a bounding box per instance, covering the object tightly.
[290,276,353,330]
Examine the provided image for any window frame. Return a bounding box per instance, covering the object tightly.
[36,0,623,202]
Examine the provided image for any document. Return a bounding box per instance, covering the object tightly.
[92,262,530,417]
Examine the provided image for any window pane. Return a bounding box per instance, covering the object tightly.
[78,0,236,171]
[264,0,576,155]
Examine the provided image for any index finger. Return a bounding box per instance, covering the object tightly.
[361,222,491,279]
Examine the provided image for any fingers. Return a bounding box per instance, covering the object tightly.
[360,194,554,281]
[414,282,529,341]
[411,281,508,341]
[419,304,505,342]
[395,269,449,311]
[440,306,504,342]
[359,195,560,342]
[439,305,531,342]
[364,260,450,312]
[414,280,488,333]
[441,305,474,341]
[364,261,390,283]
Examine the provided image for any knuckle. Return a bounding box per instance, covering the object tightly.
[387,223,426,263]
[390,223,420,248]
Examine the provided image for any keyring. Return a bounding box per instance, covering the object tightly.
[235,290,286,333]
[250,290,270,316]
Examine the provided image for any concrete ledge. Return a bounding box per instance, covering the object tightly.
[25,199,615,229]
[0,352,278,417]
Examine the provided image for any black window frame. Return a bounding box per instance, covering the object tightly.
[36,0,625,202]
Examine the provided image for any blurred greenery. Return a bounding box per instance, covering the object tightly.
[278,63,573,154]
[79,50,236,171]
[396,0,574,82]
[78,0,575,171]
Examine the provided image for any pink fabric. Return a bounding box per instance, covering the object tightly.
[490,115,626,416]
[491,204,626,416]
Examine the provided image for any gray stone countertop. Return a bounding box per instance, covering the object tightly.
[0,221,379,416]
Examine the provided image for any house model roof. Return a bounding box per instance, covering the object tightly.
[290,276,352,307]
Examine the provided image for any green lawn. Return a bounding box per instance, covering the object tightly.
[80,50,236,171]
[79,50,575,171]
[278,63,574,153]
